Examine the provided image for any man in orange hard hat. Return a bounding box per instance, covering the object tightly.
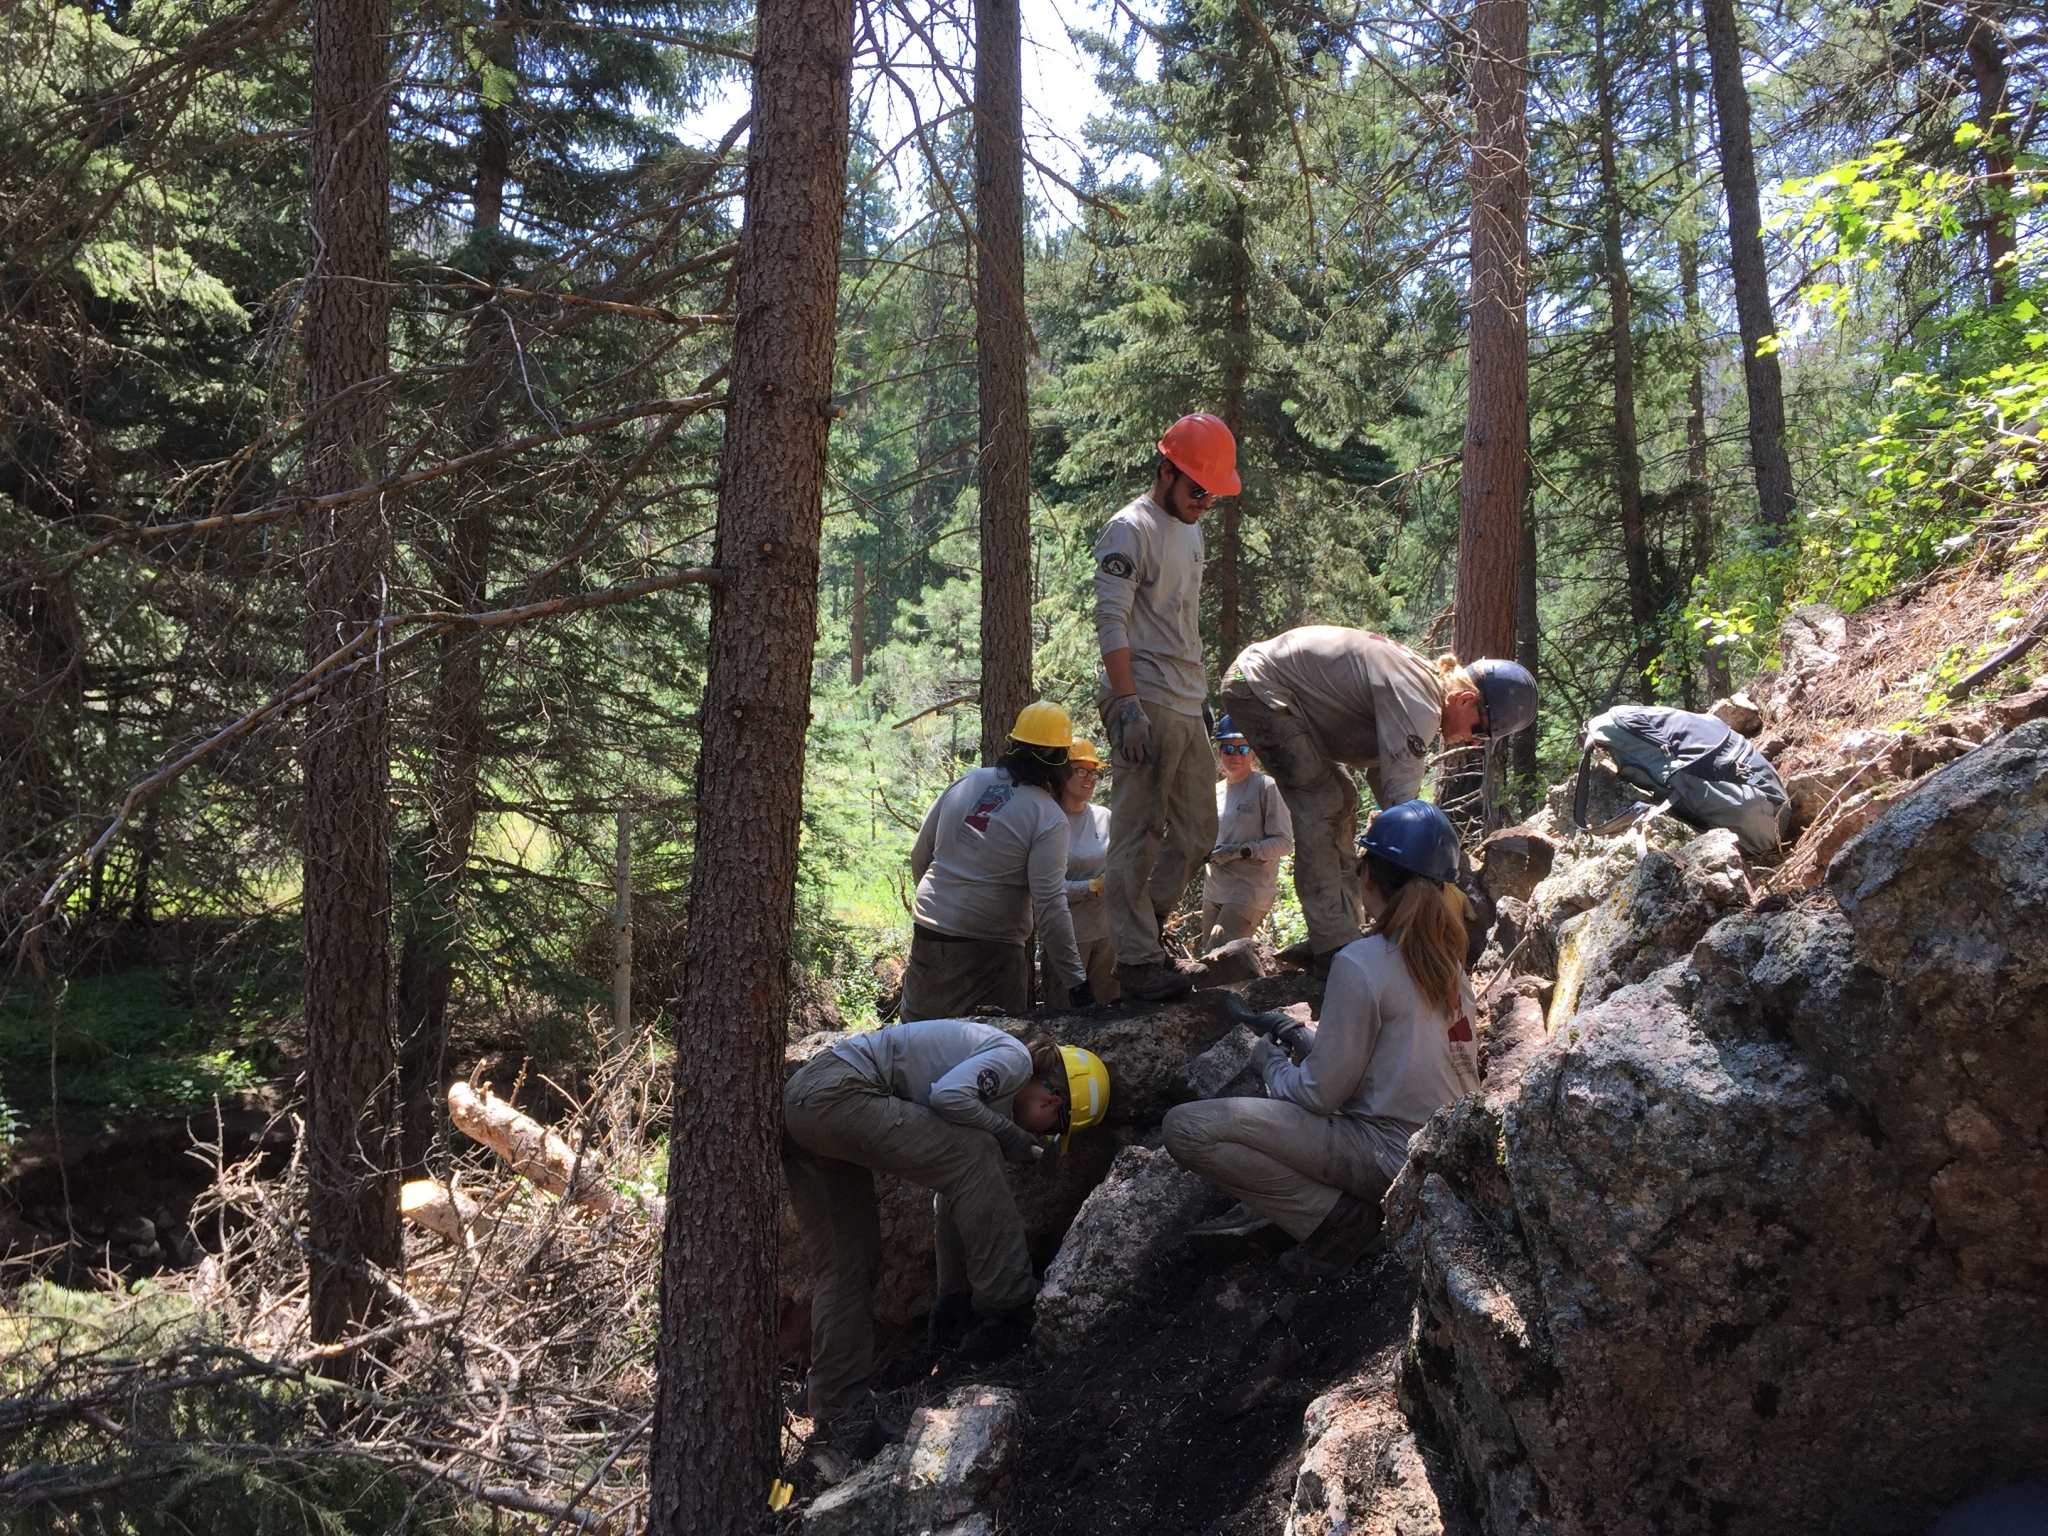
[1094,413,1240,1002]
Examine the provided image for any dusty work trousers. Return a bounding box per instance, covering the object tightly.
[1221,680,1361,956]
[1099,699,1219,967]
[1200,901,1268,951]
[782,1052,1036,1421]
[1043,934,1119,1008]
[1162,1096,1397,1241]
[899,927,1031,1022]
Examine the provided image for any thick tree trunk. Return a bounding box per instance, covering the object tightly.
[1964,1,2015,306]
[1702,0,1795,538]
[643,0,854,1518]
[1594,0,1657,695]
[975,0,1031,764]
[303,0,401,1346]
[1455,0,1528,669]
[396,16,514,1170]
[1513,504,1540,792]
[1218,179,1252,662]
[1674,15,1729,700]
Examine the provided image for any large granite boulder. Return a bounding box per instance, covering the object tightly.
[1286,1363,1474,1536]
[802,1385,1024,1534]
[1386,725,2048,1534]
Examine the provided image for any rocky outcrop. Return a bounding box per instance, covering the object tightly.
[1285,1365,1473,1536]
[1388,723,2048,1535]
[1032,1144,1232,1356]
[802,1386,1023,1535]
[1545,828,1751,1025]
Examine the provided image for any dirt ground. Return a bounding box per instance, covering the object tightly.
[870,1235,1428,1535]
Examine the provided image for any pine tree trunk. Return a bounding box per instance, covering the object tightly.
[1593,0,1657,695]
[976,0,1031,764]
[1674,13,1730,700]
[643,0,854,1518]
[1218,177,1251,662]
[1964,1,2015,306]
[1513,504,1540,791]
[1455,0,1528,669]
[396,13,514,1169]
[1702,0,1795,538]
[303,0,401,1346]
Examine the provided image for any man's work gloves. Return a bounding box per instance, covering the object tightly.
[1113,696,1153,765]
[1210,843,1257,862]
[1000,1125,1048,1165]
[1087,874,1106,895]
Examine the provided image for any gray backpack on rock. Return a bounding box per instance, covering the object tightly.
[1573,706,1790,855]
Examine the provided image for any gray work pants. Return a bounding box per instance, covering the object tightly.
[1099,699,1219,967]
[899,928,1030,1022]
[1162,1096,1397,1241]
[1221,679,1361,955]
[1043,934,1118,1008]
[1200,901,1267,950]
[782,1053,1036,1421]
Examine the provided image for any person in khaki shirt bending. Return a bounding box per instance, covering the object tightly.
[1220,628,1534,971]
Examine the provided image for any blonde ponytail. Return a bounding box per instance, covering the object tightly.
[1434,653,1476,700]
[1365,864,1468,1017]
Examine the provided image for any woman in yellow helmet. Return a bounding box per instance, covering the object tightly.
[783,1020,1110,1459]
[903,701,1095,1020]
[1043,736,1119,1007]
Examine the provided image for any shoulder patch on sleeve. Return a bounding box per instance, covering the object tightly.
[1406,734,1429,759]
[975,1067,1002,1103]
[1098,552,1135,580]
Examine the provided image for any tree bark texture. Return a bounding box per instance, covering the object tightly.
[1513,504,1540,790]
[643,0,854,1519]
[1964,1,2015,306]
[303,0,402,1346]
[1702,0,1795,538]
[976,0,1031,764]
[1454,0,1528,669]
[396,13,514,1170]
[1593,0,1658,693]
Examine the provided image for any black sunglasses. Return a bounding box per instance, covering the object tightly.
[1219,743,1252,756]
[1176,469,1217,503]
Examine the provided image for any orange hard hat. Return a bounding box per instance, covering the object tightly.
[1158,413,1241,497]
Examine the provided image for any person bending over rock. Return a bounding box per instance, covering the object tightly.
[783,1020,1109,1458]
[1164,800,1480,1278]
[1220,627,1534,974]
[904,701,1094,1019]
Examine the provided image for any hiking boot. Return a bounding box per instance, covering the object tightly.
[1189,1202,1274,1240]
[955,1305,1033,1364]
[1115,956,1207,1001]
[927,1291,974,1353]
[1278,1192,1385,1279]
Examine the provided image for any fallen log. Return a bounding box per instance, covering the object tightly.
[400,1179,489,1245]
[446,1082,619,1214]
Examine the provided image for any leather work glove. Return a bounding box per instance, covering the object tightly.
[1002,1127,1047,1165]
[1087,874,1106,895]
[1068,979,1097,1008]
[1114,696,1153,765]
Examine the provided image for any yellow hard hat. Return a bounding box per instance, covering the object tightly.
[1068,737,1104,770]
[1010,700,1074,749]
[1057,1046,1110,1134]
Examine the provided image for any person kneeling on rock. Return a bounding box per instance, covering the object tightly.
[1162,800,1481,1278]
[783,1018,1110,1459]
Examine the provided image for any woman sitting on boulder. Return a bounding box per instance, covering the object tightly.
[1163,799,1480,1277]
[783,1017,1110,1458]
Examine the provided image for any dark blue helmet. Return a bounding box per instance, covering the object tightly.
[1357,800,1460,884]
[1466,658,1537,739]
[1214,713,1245,741]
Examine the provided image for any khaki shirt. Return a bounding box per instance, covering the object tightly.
[1093,494,1207,716]
[1228,627,1445,805]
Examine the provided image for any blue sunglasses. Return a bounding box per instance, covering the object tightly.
[1219,743,1252,756]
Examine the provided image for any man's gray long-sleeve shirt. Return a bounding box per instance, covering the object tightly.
[834,1019,1035,1154]
[1093,493,1207,716]
[911,766,1086,987]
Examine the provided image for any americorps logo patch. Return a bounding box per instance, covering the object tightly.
[1407,733,1429,759]
[975,1067,1001,1102]
[1099,552,1135,580]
